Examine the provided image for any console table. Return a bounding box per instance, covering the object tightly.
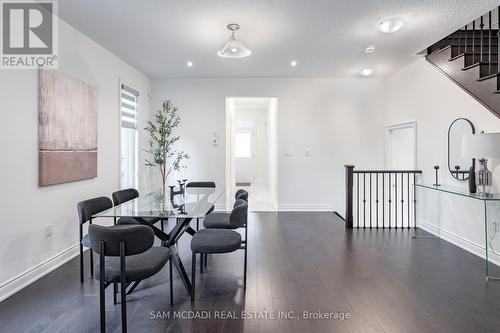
[415,184,500,281]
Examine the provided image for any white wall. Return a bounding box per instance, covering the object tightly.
[234,108,269,184]
[385,58,500,264]
[0,19,150,300]
[151,77,386,211]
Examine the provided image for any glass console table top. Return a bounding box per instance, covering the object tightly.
[415,184,500,201]
[93,187,224,219]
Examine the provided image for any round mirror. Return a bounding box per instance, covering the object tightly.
[448,118,475,180]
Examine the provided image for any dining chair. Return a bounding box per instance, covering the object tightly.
[112,188,163,230]
[186,181,216,230]
[190,228,242,302]
[89,224,173,333]
[235,189,249,202]
[201,199,248,285]
[77,197,113,283]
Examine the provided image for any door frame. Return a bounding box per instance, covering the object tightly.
[225,97,278,211]
[385,121,417,170]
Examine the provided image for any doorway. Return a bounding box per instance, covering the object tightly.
[385,121,417,169]
[226,97,278,211]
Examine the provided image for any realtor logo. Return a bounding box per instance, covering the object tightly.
[1,0,58,69]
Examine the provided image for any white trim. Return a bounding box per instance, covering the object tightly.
[418,218,500,267]
[278,204,333,212]
[0,244,80,302]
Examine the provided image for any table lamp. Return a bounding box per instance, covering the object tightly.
[462,132,500,197]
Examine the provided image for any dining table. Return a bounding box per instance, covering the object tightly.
[92,186,224,295]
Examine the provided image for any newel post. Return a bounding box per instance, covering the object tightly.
[345,165,354,229]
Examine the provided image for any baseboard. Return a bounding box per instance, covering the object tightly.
[0,244,80,302]
[418,218,500,267]
[278,204,334,212]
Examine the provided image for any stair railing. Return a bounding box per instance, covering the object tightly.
[344,165,422,229]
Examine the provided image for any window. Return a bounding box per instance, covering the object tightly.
[120,84,139,189]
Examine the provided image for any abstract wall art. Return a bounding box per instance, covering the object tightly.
[38,69,98,186]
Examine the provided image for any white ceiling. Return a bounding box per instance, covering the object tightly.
[59,0,499,78]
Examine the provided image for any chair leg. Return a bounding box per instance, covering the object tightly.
[196,218,199,231]
[191,251,196,302]
[200,252,203,274]
[113,282,118,305]
[120,242,127,333]
[204,253,208,268]
[99,242,106,333]
[169,256,173,306]
[90,249,94,277]
[79,225,84,283]
[244,225,248,289]
[161,219,164,232]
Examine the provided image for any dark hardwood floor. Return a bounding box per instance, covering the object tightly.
[1,212,500,333]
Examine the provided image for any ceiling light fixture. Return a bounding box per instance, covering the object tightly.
[186,61,193,67]
[217,23,252,58]
[360,68,374,77]
[380,18,404,33]
[364,45,376,54]
[290,60,297,67]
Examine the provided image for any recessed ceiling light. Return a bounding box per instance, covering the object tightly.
[290,60,297,67]
[186,61,193,67]
[364,45,376,54]
[360,68,374,77]
[380,18,404,33]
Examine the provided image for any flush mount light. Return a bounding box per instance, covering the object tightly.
[186,61,193,67]
[290,60,297,67]
[360,68,374,77]
[379,18,404,33]
[364,45,376,54]
[217,23,252,58]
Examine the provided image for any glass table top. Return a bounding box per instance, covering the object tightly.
[93,187,224,219]
[415,184,500,201]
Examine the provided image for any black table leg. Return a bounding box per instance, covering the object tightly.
[170,244,192,295]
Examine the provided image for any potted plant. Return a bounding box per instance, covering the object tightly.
[144,100,189,198]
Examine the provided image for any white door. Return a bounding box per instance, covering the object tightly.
[235,128,254,184]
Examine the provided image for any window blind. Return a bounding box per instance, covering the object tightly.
[120,84,139,129]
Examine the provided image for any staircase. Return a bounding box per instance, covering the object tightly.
[426,7,500,118]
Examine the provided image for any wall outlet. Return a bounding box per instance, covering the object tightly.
[305,149,311,157]
[285,149,292,157]
[45,224,52,238]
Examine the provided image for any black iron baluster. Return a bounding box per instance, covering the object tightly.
[401,173,404,228]
[363,173,366,229]
[382,173,385,229]
[413,173,417,229]
[498,7,499,72]
[407,173,410,229]
[389,174,392,228]
[356,173,359,228]
[376,173,379,228]
[472,19,476,63]
[395,173,398,228]
[464,24,468,55]
[489,11,492,75]
[480,17,484,64]
[369,173,372,228]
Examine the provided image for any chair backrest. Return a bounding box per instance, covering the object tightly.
[186,181,216,188]
[77,197,113,225]
[112,188,139,206]
[89,224,154,256]
[235,189,248,202]
[230,199,248,228]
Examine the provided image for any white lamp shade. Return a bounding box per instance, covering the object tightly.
[217,40,252,58]
[461,132,500,158]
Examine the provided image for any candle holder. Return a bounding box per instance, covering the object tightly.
[433,165,441,186]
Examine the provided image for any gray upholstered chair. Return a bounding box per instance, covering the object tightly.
[77,197,113,283]
[89,224,172,333]
[235,189,249,202]
[112,188,163,230]
[190,229,242,302]
[186,181,216,230]
[202,197,249,284]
